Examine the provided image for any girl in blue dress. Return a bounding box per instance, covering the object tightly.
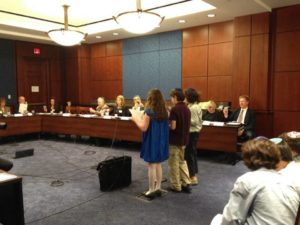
[131,89,169,198]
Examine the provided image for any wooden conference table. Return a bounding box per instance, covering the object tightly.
[0,114,240,153]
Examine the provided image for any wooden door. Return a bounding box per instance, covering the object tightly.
[22,58,49,112]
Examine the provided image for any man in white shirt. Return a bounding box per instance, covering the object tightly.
[223,95,256,141]
[18,96,28,114]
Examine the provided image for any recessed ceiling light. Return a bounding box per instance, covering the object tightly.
[207,14,216,18]
[178,19,186,24]
[113,32,119,36]
[96,35,101,39]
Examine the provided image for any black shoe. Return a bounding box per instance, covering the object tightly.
[181,185,192,193]
[143,191,157,199]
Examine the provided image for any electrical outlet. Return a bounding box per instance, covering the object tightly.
[8,94,11,99]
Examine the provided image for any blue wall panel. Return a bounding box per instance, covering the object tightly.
[159,31,182,50]
[122,38,140,55]
[123,54,141,98]
[159,49,182,98]
[140,35,159,52]
[0,39,17,105]
[123,31,182,99]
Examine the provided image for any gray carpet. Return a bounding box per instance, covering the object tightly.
[0,139,249,225]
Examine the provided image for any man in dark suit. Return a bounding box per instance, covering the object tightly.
[223,95,256,142]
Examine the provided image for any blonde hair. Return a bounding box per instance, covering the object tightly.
[208,100,217,109]
[133,95,141,102]
[116,95,125,107]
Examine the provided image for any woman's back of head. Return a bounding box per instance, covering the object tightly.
[146,89,168,121]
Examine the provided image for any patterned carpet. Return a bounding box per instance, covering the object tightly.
[0,139,248,225]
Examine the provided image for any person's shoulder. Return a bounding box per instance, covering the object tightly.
[190,103,201,110]
[283,161,300,173]
[237,169,276,185]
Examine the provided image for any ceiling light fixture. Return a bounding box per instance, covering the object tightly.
[207,14,216,18]
[178,19,186,24]
[48,5,86,46]
[113,0,164,34]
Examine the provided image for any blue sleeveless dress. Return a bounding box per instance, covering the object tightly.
[140,108,169,163]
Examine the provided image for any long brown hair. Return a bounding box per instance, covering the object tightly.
[145,89,168,121]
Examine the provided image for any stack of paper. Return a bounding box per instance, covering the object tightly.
[202,120,224,126]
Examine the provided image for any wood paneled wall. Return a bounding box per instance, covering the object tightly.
[273,5,300,135]
[182,15,273,136]
[233,13,270,111]
[16,41,63,111]
[233,13,272,136]
[182,21,233,101]
[64,45,91,105]
[64,41,122,104]
[90,41,122,101]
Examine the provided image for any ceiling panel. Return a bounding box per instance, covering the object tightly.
[0,0,299,45]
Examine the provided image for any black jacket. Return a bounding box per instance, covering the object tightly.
[228,108,256,132]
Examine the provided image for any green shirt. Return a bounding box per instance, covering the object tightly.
[188,102,202,133]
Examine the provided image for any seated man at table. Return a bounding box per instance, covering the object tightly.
[0,97,11,116]
[202,100,223,122]
[18,96,28,114]
[223,95,256,142]
[89,97,110,116]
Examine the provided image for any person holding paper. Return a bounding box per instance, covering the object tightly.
[131,89,169,199]
[223,95,256,141]
[89,97,110,116]
[18,96,28,114]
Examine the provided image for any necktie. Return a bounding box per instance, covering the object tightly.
[237,109,244,123]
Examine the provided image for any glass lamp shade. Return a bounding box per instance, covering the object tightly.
[114,11,163,34]
[48,29,86,46]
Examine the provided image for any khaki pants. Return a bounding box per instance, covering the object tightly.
[168,145,191,191]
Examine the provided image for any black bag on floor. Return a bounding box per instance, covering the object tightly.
[97,156,131,191]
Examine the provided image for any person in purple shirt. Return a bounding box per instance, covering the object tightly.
[168,88,192,193]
